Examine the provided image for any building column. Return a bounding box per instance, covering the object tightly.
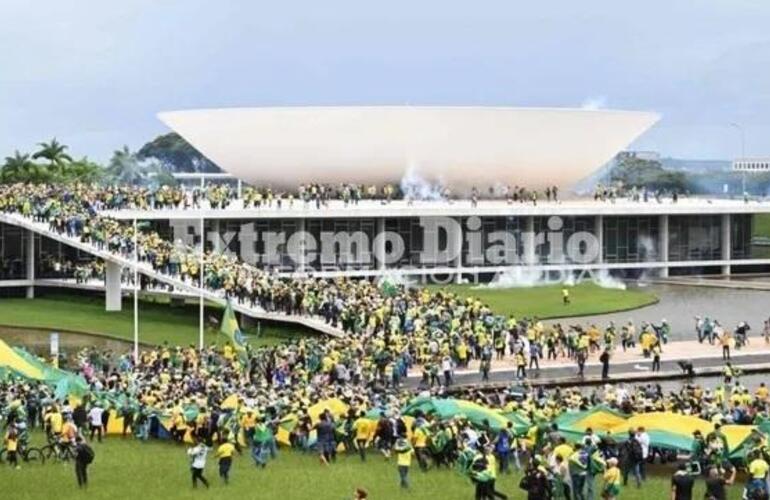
[375,218,386,272]
[297,218,307,272]
[721,214,731,275]
[25,230,34,298]
[453,217,463,284]
[523,216,536,265]
[105,261,123,311]
[210,219,221,253]
[659,215,669,278]
[595,215,604,265]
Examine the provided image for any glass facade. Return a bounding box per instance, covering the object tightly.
[112,213,763,274]
[668,215,722,261]
[603,216,660,264]
[731,214,752,260]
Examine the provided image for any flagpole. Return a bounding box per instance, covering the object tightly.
[199,215,204,350]
[133,217,139,363]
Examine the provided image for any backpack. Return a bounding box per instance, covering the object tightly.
[630,440,643,463]
[81,444,95,464]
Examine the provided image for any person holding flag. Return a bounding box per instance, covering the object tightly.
[220,300,248,366]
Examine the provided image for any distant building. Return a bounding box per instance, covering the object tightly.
[617,151,661,162]
[732,158,770,172]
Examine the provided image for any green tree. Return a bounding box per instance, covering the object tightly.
[106,145,175,186]
[1,151,50,183]
[32,138,73,177]
[66,156,104,183]
[137,132,221,173]
[610,156,688,192]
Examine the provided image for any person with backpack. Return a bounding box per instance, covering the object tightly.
[618,431,642,488]
[494,423,514,474]
[74,435,95,488]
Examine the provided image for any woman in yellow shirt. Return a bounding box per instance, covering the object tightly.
[215,435,236,484]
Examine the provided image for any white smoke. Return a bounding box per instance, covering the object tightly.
[400,164,446,201]
[478,267,627,290]
[581,96,608,110]
[591,269,627,290]
[482,268,545,288]
[377,270,414,289]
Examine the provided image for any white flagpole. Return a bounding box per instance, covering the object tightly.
[133,217,139,363]
[199,215,204,350]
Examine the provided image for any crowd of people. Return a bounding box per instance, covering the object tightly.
[2,181,770,498]
[4,343,770,499]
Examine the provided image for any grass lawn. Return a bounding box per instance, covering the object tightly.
[427,282,657,319]
[4,436,746,500]
[753,213,770,237]
[0,293,311,347]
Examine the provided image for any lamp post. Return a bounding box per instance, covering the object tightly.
[133,217,139,363]
[729,122,746,194]
[199,215,204,350]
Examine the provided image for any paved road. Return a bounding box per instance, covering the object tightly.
[557,283,770,342]
[405,351,770,389]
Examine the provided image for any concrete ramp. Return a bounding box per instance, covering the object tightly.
[0,212,342,338]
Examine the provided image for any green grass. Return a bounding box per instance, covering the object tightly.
[0,293,311,347]
[753,213,770,237]
[4,436,745,500]
[427,282,657,319]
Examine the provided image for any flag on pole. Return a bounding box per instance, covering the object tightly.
[220,301,248,363]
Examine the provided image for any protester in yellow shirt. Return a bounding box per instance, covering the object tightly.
[394,438,413,489]
[215,436,236,484]
[602,458,621,500]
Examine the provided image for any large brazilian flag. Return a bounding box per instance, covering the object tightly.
[220,301,247,363]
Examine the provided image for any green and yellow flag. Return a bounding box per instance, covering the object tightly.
[220,301,248,362]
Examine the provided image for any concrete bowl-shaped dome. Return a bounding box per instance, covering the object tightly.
[158,106,658,190]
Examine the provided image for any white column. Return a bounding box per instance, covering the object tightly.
[210,219,221,253]
[105,261,123,311]
[25,230,34,298]
[375,218,386,271]
[523,216,536,265]
[721,214,731,275]
[659,215,669,278]
[237,179,243,199]
[595,215,604,265]
[297,218,307,272]
[199,216,205,350]
[453,217,463,284]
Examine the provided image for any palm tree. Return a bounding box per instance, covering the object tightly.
[1,151,48,183]
[107,146,141,185]
[32,138,73,177]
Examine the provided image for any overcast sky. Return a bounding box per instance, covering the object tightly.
[2,0,770,162]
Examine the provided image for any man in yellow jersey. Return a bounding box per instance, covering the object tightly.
[215,432,236,484]
[394,438,413,489]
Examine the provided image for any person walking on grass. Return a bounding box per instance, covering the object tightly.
[215,432,236,484]
[187,438,210,489]
[74,435,95,489]
[394,437,414,489]
[88,402,104,443]
[4,424,20,469]
[601,457,621,500]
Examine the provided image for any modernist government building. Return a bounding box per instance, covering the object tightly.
[2,107,769,296]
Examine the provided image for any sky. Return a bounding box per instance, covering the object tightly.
[2,0,770,163]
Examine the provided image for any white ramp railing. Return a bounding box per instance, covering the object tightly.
[0,212,342,338]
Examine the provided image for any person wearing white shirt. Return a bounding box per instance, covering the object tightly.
[187,441,210,489]
[87,405,105,443]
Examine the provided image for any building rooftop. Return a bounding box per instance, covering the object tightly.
[105,196,770,220]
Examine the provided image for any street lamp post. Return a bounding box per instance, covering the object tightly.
[133,217,139,363]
